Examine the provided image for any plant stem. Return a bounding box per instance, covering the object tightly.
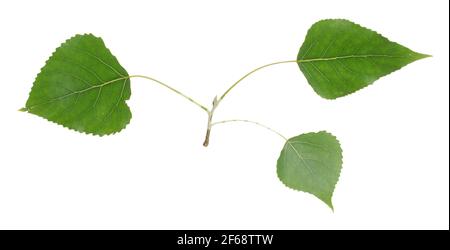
[129,75,210,113]
[202,96,219,147]
[211,119,288,141]
[203,111,213,147]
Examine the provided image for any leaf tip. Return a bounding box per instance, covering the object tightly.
[412,52,432,60]
[19,107,28,112]
[325,199,335,212]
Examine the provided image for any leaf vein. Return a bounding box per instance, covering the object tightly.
[68,46,124,77]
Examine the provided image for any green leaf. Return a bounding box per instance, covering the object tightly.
[22,34,131,135]
[277,131,342,209]
[297,19,429,99]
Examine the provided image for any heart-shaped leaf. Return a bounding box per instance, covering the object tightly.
[297,19,429,99]
[277,131,342,209]
[21,34,131,135]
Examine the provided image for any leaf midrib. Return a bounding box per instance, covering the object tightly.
[286,141,315,176]
[299,54,413,63]
[286,140,337,188]
[25,76,129,111]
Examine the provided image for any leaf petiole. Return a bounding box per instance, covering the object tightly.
[129,75,210,113]
[218,60,299,103]
[211,119,288,141]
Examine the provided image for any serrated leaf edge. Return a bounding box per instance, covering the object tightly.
[276,130,343,211]
[299,18,430,100]
[21,33,132,136]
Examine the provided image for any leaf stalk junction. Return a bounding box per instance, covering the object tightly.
[126,61,300,147]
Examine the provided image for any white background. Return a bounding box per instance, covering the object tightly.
[0,0,448,229]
